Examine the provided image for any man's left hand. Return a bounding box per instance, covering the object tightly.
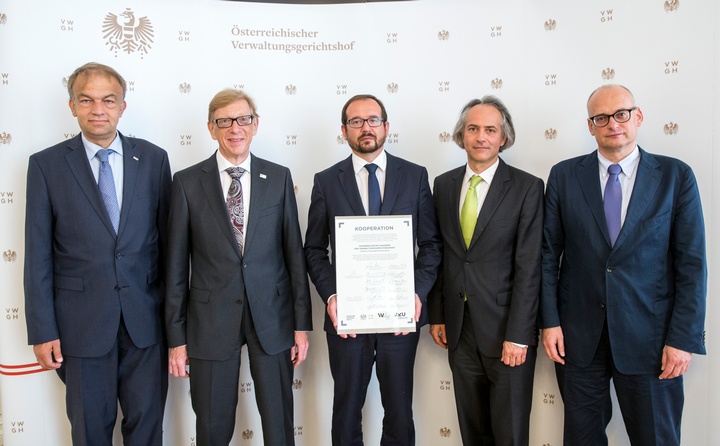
[501,341,527,367]
[659,345,692,379]
[291,331,310,368]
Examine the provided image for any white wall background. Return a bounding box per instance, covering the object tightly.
[0,1,717,445]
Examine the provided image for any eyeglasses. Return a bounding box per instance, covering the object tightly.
[345,117,384,128]
[213,115,254,128]
[588,108,637,127]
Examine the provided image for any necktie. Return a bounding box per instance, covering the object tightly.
[460,175,483,248]
[365,163,381,216]
[96,149,120,233]
[604,164,622,247]
[226,167,246,252]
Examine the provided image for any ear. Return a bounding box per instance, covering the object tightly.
[207,121,217,140]
[634,107,644,127]
[251,116,259,135]
[587,119,596,136]
[68,99,77,117]
[340,124,348,140]
[119,100,127,117]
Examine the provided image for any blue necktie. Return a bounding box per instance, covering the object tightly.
[365,163,381,216]
[96,149,120,233]
[604,164,622,246]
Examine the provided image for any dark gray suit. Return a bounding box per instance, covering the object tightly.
[165,152,312,445]
[25,132,171,445]
[429,159,543,446]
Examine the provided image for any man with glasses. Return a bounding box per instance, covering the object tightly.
[165,89,312,445]
[540,84,707,445]
[304,94,441,445]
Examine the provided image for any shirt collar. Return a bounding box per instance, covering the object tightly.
[598,146,640,179]
[217,151,252,173]
[464,158,499,185]
[82,131,123,158]
[351,149,387,175]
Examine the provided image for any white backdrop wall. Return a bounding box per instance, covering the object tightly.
[0,1,717,445]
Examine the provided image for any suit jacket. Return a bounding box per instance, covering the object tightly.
[165,153,312,361]
[428,159,544,356]
[304,152,442,333]
[540,148,707,374]
[24,132,172,357]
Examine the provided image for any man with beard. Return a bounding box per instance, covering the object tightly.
[304,94,442,446]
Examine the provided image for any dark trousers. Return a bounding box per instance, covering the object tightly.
[556,324,684,446]
[327,331,420,446]
[189,304,295,446]
[59,317,167,446]
[448,305,536,446]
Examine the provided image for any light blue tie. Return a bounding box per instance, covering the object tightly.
[96,149,120,233]
[604,164,622,246]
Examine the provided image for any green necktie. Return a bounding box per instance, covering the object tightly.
[460,175,483,248]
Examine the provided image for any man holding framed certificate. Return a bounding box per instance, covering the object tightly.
[304,94,442,446]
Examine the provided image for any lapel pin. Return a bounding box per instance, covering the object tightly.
[259,173,267,179]
[133,156,139,161]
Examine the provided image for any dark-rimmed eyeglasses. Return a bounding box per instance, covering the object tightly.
[213,115,254,128]
[588,108,637,127]
[345,117,384,128]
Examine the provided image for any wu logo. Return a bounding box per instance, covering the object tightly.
[387,82,399,93]
[664,0,680,12]
[242,430,253,440]
[102,8,154,58]
[544,19,557,31]
[3,250,17,262]
[179,83,192,94]
[286,84,297,95]
[490,78,503,89]
[0,13,7,25]
[337,135,347,145]
[438,132,452,143]
[545,128,557,140]
[437,30,449,41]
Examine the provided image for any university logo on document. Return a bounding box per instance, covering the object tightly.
[102,8,155,58]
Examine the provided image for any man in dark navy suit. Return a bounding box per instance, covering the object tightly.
[541,84,707,445]
[304,94,442,446]
[25,62,171,445]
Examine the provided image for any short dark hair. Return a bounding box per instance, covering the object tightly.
[341,94,388,125]
[67,62,127,100]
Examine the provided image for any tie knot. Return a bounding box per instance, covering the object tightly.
[226,166,246,179]
[365,163,378,175]
[608,164,622,176]
[469,175,483,188]
[95,149,113,163]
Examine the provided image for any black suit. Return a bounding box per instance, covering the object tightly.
[304,152,442,446]
[25,132,171,445]
[429,159,543,446]
[165,152,312,445]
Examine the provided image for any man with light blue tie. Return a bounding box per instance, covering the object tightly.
[541,84,707,445]
[24,62,171,445]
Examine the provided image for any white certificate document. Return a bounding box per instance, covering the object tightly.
[335,215,416,334]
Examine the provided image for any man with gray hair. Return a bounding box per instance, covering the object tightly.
[428,96,543,446]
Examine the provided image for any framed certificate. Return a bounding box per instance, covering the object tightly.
[334,215,416,334]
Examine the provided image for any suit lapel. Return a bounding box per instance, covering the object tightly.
[337,156,366,216]
[446,166,466,249]
[576,152,611,246]
[199,153,243,259]
[117,133,139,236]
[245,156,269,253]
[613,148,661,249]
[64,135,117,236]
[468,159,510,250]
[380,153,400,215]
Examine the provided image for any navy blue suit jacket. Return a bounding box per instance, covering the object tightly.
[25,132,172,357]
[304,152,442,333]
[165,153,312,360]
[540,148,706,374]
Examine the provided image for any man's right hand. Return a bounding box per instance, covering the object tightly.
[541,326,566,364]
[33,339,63,370]
[327,295,356,339]
[169,345,190,377]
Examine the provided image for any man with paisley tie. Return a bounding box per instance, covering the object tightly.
[165,89,312,446]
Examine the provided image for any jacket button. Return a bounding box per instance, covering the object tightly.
[606,266,613,272]
[599,303,605,309]
[114,286,121,292]
[236,299,243,305]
